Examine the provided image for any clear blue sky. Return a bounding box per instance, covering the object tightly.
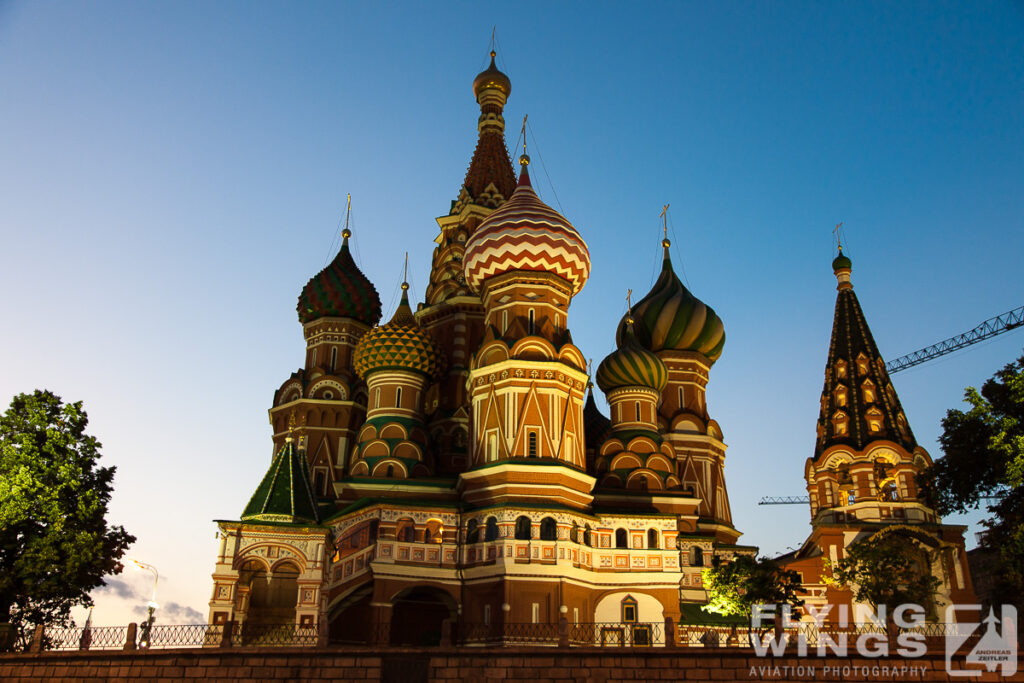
[1,1,1021,625]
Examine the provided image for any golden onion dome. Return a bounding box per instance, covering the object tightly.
[353,284,444,380]
[472,51,511,100]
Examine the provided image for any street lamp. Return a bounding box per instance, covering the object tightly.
[129,559,159,648]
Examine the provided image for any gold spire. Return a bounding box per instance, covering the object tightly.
[660,203,671,250]
[342,193,352,240]
[520,114,530,167]
[834,222,844,252]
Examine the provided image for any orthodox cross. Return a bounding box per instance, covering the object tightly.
[660,203,670,239]
[521,114,528,156]
[344,193,351,233]
[834,222,844,251]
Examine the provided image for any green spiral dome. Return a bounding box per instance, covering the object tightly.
[597,322,669,393]
[617,243,725,363]
[353,287,444,380]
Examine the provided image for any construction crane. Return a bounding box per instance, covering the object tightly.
[886,305,1024,374]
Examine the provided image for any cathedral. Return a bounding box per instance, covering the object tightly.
[206,51,972,644]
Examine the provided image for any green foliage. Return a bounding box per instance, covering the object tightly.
[701,555,804,619]
[918,352,1024,608]
[0,390,135,649]
[824,527,941,612]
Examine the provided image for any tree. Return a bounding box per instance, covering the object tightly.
[0,390,135,650]
[824,527,942,615]
[702,555,804,619]
[918,352,1024,608]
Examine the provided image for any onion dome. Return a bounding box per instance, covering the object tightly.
[617,238,725,362]
[464,155,591,295]
[597,319,669,393]
[298,229,382,326]
[353,283,444,380]
[583,385,611,448]
[832,250,852,271]
[473,51,511,100]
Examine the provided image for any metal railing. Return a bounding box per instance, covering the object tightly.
[30,619,1005,652]
[39,625,131,651]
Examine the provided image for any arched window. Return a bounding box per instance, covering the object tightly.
[466,519,480,544]
[515,516,532,540]
[396,518,415,543]
[540,517,557,541]
[386,465,394,478]
[647,528,659,549]
[528,309,535,335]
[615,528,628,549]
[424,519,442,544]
[369,520,379,541]
[528,432,538,458]
[692,546,704,567]
[583,524,592,547]
[330,347,337,372]
[485,517,499,542]
[570,523,579,543]
[635,402,641,422]
[314,469,326,496]
[396,387,403,407]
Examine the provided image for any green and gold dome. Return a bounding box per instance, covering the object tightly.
[298,229,382,326]
[617,239,725,363]
[353,284,444,380]
[597,320,669,393]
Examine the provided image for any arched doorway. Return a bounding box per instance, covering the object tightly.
[389,586,457,646]
[239,559,300,624]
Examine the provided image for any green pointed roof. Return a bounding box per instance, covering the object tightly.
[241,439,320,525]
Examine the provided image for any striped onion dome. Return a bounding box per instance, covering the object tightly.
[596,321,668,393]
[353,284,444,380]
[298,229,382,326]
[463,155,590,295]
[616,239,725,363]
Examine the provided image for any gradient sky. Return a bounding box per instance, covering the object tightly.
[1,1,1022,626]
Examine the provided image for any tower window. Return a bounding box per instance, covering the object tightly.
[467,519,480,544]
[692,546,704,567]
[386,465,394,478]
[374,389,380,409]
[330,347,337,372]
[311,348,318,367]
[835,359,847,379]
[540,517,557,541]
[314,469,326,495]
[861,380,876,403]
[528,432,538,458]
[396,387,402,407]
[515,516,532,540]
[835,384,848,408]
[621,596,638,623]
[615,528,628,549]
[635,402,641,422]
[647,528,659,549]
[528,309,535,335]
[583,525,592,547]
[485,516,499,542]
[502,310,508,333]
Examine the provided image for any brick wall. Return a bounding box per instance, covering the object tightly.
[1,647,1021,682]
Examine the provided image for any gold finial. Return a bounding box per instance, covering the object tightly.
[625,288,635,325]
[402,252,409,290]
[342,193,352,240]
[286,413,296,443]
[834,222,844,252]
[660,204,671,248]
[519,114,530,166]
